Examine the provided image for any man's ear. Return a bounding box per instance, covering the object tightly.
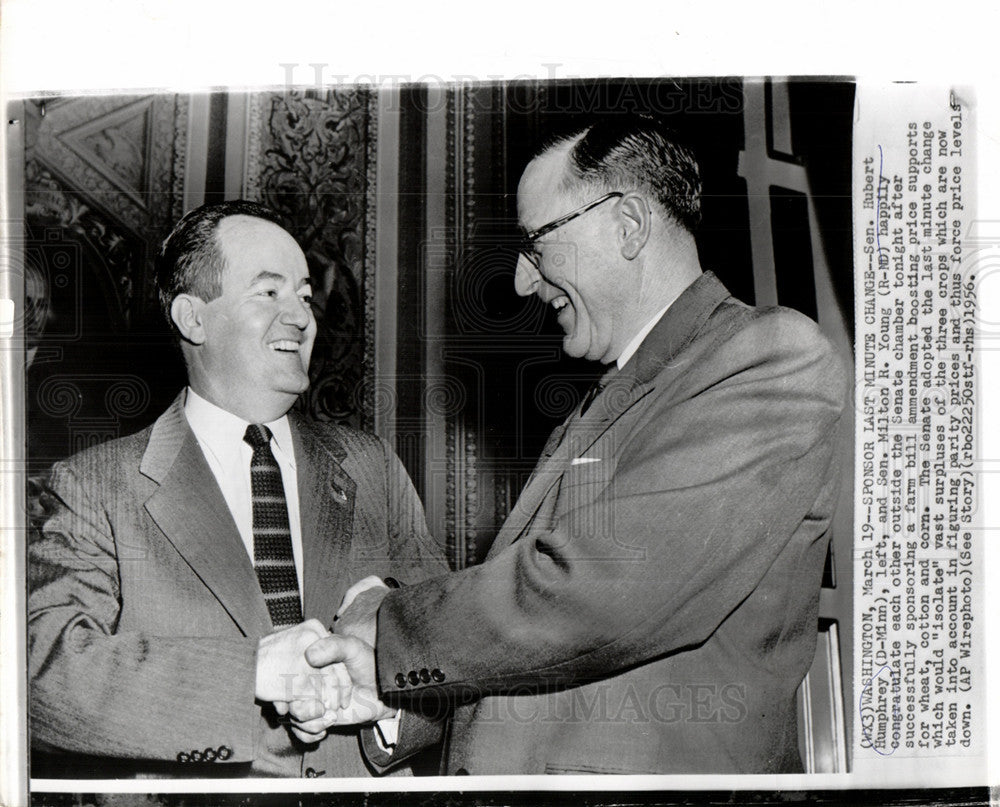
[618,193,651,260]
[170,294,207,345]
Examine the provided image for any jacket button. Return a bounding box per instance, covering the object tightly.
[304,766,325,778]
[190,750,203,762]
[394,673,407,688]
[455,767,469,775]
[176,752,190,763]
[419,668,431,683]
[217,745,232,760]
[431,668,445,682]
[407,670,420,686]
[203,748,217,762]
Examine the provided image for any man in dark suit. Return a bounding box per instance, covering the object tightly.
[27,200,446,777]
[292,117,848,774]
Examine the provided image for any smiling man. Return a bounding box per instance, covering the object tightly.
[27,200,445,778]
[302,116,849,775]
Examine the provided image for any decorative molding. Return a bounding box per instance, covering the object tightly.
[443,87,482,569]
[361,91,380,434]
[445,417,458,567]
[461,86,477,242]
[32,96,182,238]
[459,87,479,566]
[27,94,188,323]
[169,94,190,224]
[444,90,460,568]
[243,93,267,201]
[494,464,512,547]
[55,97,155,210]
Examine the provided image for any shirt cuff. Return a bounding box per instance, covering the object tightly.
[373,710,401,751]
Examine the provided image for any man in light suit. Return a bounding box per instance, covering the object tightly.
[28,200,446,778]
[293,117,848,774]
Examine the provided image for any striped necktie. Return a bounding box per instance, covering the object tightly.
[243,424,302,628]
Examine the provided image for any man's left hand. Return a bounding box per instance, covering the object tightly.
[276,577,394,739]
[284,634,394,737]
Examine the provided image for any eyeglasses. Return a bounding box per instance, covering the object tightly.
[518,191,623,267]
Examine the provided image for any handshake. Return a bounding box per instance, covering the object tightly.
[253,576,392,743]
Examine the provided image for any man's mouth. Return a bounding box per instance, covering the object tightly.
[269,340,301,353]
[550,296,570,313]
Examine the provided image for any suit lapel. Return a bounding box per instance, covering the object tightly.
[140,395,272,637]
[562,270,732,460]
[492,272,732,555]
[290,415,356,625]
[490,373,652,554]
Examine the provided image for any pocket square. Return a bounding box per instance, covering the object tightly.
[571,457,601,466]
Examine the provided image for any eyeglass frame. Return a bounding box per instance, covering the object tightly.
[518,191,624,267]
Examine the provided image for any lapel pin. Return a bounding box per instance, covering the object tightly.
[330,482,348,504]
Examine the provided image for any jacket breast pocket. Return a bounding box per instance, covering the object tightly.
[556,453,616,510]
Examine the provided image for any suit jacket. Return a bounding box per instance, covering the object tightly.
[28,393,447,778]
[371,272,848,775]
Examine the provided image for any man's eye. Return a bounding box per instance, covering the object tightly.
[258,288,278,298]
[300,294,314,305]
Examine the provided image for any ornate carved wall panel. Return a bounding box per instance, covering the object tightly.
[245,90,377,430]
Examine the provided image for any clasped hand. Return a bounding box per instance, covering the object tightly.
[254,576,391,743]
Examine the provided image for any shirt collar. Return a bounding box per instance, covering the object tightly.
[616,303,671,370]
[183,387,295,469]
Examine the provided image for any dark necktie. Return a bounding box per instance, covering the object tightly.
[580,364,620,416]
[537,365,620,463]
[243,424,302,628]
[579,381,603,416]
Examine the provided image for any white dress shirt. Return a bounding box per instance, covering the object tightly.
[183,387,304,600]
[184,388,400,747]
[616,302,671,371]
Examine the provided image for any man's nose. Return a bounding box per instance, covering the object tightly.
[514,253,541,297]
[282,294,313,329]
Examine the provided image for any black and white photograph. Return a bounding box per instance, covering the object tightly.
[0,7,996,806]
[14,76,855,780]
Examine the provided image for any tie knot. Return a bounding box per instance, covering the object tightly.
[243,424,273,450]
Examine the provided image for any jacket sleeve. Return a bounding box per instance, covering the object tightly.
[28,457,261,763]
[373,312,847,700]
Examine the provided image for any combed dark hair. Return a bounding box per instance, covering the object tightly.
[539,116,702,233]
[155,200,286,330]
